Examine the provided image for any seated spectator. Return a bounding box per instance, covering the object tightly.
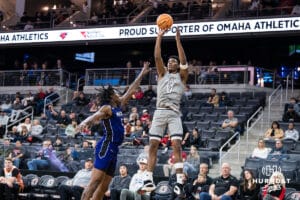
[104,164,131,200]
[198,67,208,84]
[58,158,93,200]
[264,121,284,140]
[7,140,26,168]
[0,158,23,199]
[1,99,12,113]
[53,138,65,151]
[183,145,200,177]
[65,120,79,138]
[238,169,260,200]
[17,117,32,133]
[120,158,151,200]
[284,97,299,113]
[203,88,219,107]
[191,163,213,199]
[284,122,299,141]
[200,163,238,200]
[30,119,43,140]
[7,126,18,142]
[123,117,132,137]
[132,86,144,100]
[221,110,239,134]
[46,87,60,105]
[169,173,192,200]
[282,104,300,122]
[0,109,9,138]
[24,20,34,30]
[74,92,89,107]
[251,139,271,159]
[45,103,58,120]
[15,125,29,143]
[10,97,25,121]
[160,132,171,154]
[27,140,52,170]
[183,85,193,100]
[0,138,12,158]
[140,109,151,123]
[219,92,232,107]
[267,139,289,161]
[131,119,144,138]
[262,171,286,200]
[143,85,156,106]
[129,107,139,125]
[56,110,71,128]
[189,128,201,148]
[61,146,80,172]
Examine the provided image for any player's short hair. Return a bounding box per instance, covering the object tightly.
[168,55,180,64]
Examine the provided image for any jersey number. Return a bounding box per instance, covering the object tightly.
[167,78,175,93]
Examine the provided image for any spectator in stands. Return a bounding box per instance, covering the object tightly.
[56,110,71,128]
[183,145,200,177]
[27,140,52,170]
[163,151,187,177]
[37,62,50,86]
[34,87,47,114]
[282,104,300,122]
[17,117,31,133]
[24,20,34,30]
[267,139,288,161]
[53,138,65,151]
[119,61,135,85]
[169,173,192,200]
[20,11,29,23]
[15,125,29,143]
[189,128,202,148]
[22,92,34,108]
[284,122,299,141]
[104,164,131,200]
[123,117,132,137]
[58,158,93,200]
[136,145,150,164]
[0,138,12,158]
[140,109,151,123]
[262,171,286,200]
[264,121,284,140]
[200,162,238,200]
[1,99,12,113]
[132,86,144,100]
[7,126,18,142]
[0,157,23,199]
[65,120,79,138]
[45,103,58,120]
[284,97,299,113]
[203,88,219,107]
[183,85,193,100]
[207,62,218,84]
[251,139,271,159]
[89,12,99,24]
[74,92,89,107]
[238,169,260,200]
[0,109,9,138]
[61,146,80,172]
[46,87,60,105]
[198,67,208,84]
[7,140,26,168]
[222,110,239,134]
[131,119,144,138]
[30,119,43,138]
[219,92,232,107]
[120,158,151,200]
[10,97,25,121]
[143,85,156,106]
[191,163,213,199]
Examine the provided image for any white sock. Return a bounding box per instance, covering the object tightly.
[176,173,184,184]
[145,171,153,181]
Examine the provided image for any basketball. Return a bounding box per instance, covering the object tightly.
[156,13,173,30]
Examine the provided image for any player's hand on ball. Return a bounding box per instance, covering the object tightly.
[158,29,167,37]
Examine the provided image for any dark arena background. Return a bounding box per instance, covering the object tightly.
[0,0,300,199]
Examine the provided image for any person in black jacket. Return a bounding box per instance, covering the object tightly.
[238,169,260,200]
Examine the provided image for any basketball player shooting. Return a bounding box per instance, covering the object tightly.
[142,27,188,195]
[79,63,150,200]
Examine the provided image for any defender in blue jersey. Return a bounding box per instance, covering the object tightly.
[80,63,150,200]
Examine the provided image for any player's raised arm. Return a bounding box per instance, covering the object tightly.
[175,28,188,84]
[154,29,167,79]
[79,105,112,128]
[120,62,150,105]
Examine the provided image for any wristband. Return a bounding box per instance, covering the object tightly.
[180,63,188,70]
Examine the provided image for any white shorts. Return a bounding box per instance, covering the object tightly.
[149,109,183,141]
